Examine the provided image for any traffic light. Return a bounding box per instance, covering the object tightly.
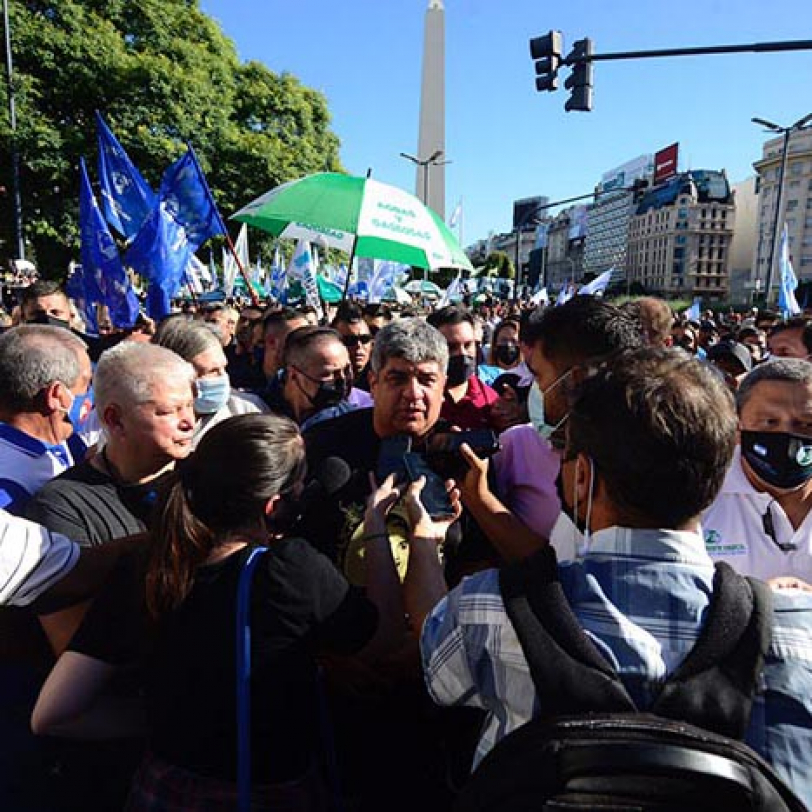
[529,31,563,92]
[564,38,594,111]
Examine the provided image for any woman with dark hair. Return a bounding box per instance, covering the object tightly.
[487,318,523,372]
[32,413,410,811]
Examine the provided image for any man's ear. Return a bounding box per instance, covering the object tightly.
[368,369,378,395]
[42,380,69,414]
[574,451,595,504]
[102,403,125,436]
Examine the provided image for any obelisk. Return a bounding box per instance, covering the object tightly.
[416,0,445,219]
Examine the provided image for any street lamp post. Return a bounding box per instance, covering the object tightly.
[752,112,812,301]
[3,0,24,261]
[399,149,449,209]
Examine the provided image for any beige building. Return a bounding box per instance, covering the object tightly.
[727,177,759,306]
[752,127,812,293]
[627,171,735,300]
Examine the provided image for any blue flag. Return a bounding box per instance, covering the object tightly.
[96,112,156,241]
[79,157,139,328]
[126,146,227,319]
[65,262,98,334]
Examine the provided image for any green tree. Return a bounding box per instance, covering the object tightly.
[482,250,514,279]
[0,0,342,273]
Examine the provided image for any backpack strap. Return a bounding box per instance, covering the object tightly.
[651,563,773,739]
[499,546,637,717]
[236,545,268,812]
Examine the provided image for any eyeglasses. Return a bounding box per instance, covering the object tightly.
[342,334,373,347]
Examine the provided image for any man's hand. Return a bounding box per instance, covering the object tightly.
[768,576,812,593]
[404,476,462,541]
[458,442,490,504]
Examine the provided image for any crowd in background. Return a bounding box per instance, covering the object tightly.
[1,277,812,811]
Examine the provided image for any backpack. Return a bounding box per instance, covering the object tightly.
[454,546,807,812]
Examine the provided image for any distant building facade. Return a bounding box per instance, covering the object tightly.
[752,127,812,292]
[728,176,759,306]
[627,170,735,300]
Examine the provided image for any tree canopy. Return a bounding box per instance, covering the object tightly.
[0,0,343,273]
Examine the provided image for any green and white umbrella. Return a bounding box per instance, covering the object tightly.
[233,173,472,273]
[403,279,444,297]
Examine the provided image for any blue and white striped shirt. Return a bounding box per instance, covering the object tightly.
[420,526,812,807]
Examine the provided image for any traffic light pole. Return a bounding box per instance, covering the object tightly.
[581,39,812,63]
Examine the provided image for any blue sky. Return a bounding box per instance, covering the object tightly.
[200,0,812,247]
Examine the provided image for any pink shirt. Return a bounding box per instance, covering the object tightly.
[492,424,561,538]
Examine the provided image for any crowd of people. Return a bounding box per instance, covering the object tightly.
[1,278,812,810]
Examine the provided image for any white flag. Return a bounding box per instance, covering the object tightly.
[578,268,614,297]
[448,200,462,229]
[290,239,322,319]
[531,287,549,306]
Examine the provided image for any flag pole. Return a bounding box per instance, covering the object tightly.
[186,143,261,307]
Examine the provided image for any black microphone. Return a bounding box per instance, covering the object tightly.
[301,456,352,507]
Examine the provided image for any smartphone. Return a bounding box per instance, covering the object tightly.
[426,429,500,459]
[376,435,412,484]
[403,452,456,520]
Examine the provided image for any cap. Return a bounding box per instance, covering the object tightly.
[706,340,753,374]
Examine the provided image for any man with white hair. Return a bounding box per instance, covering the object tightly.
[26,343,196,547]
[0,325,92,514]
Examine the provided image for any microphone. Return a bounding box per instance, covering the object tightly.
[301,456,352,508]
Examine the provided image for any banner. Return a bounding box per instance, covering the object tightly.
[654,143,679,185]
[96,111,156,241]
[79,157,139,328]
[778,223,801,317]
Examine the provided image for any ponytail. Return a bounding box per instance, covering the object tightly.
[145,477,214,619]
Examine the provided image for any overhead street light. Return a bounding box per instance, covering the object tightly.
[751,112,812,300]
[399,150,451,208]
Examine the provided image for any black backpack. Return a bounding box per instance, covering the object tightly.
[455,546,808,812]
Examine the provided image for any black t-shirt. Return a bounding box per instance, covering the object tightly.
[25,459,172,547]
[70,539,377,784]
[301,408,381,566]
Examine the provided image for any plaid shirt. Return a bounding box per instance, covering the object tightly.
[420,526,812,807]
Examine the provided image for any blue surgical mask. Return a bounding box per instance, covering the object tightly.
[527,370,572,441]
[195,374,231,415]
[61,387,92,432]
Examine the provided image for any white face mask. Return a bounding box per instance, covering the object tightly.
[527,370,572,441]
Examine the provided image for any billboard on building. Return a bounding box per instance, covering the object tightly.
[599,155,654,194]
[513,196,548,230]
[654,143,679,185]
[568,205,589,240]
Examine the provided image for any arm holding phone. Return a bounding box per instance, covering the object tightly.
[458,443,548,562]
[402,476,461,634]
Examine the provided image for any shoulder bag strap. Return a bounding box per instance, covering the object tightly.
[236,545,268,812]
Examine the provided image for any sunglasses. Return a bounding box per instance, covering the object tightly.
[342,334,373,347]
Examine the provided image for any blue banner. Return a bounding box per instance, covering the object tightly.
[79,158,139,328]
[96,111,156,241]
[65,263,98,334]
[126,146,227,319]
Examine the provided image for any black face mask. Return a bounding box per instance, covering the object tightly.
[741,430,812,491]
[447,354,477,387]
[494,344,520,366]
[308,377,349,411]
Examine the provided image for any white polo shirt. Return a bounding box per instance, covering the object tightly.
[0,509,79,606]
[701,446,812,581]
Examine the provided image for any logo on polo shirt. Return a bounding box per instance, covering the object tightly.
[703,528,747,556]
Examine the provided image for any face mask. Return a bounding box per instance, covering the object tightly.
[527,370,572,441]
[294,366,350,412]
[740,430,812,491]
[495,344,520,366]
[556,455,596,559]
[195,374,231,415]
[447,354,477,387]
[61,387,92,432]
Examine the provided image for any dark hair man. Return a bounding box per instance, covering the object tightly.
[427,305,498,430]
[703,358,812,583]
[767,317,812,360]
[19,280,73,327]
[264,326,357,431]
[419,348,812,805]
[333,301,374,391]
